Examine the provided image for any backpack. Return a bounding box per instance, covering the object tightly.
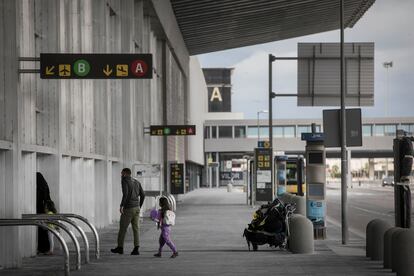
[164,210,176,226]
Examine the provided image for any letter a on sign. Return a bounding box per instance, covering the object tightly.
[131,60,148,77]
[210,87,223,102]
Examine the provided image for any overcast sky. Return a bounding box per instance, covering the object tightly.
[197,0,414,120]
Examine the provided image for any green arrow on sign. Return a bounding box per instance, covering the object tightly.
[164,128,171,135]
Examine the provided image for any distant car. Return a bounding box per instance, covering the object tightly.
[382,177,395,187]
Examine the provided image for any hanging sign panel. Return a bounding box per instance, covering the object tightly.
[40,53,153,79]
[150,125,196,136]
[170,163,184,194]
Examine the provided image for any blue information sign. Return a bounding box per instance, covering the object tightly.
[301,132,324,142]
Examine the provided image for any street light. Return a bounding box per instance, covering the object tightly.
[257,110,268,143]
[383,61,393,117]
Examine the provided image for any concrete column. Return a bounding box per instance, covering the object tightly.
[0,0,21,268]
[209,166,212,189]
[368,158,375,180]
[385,158,389,177]
[216,152,220,188]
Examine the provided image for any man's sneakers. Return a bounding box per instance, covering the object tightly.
[110,247,123,254]
[130,246,140,255]
[153,253,161,257]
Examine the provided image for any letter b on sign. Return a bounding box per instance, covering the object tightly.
[74,59,90,77]
[131,60,148,77]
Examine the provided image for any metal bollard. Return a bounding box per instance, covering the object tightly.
[365,219,383,258]
[391,229,414,275]
[370,219,391,261]
[281,192,293,205]
[383,227,403,269]
[288,214,314,254]
[279,192,288,203]
[227,183,233,192]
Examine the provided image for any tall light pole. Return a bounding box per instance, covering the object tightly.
[383,61,393,117]
[257,110,268,144]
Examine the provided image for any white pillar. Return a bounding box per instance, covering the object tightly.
[216,152,220,188]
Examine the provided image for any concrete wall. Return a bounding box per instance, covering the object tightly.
[0,0,196,268]
[187,57,208,165]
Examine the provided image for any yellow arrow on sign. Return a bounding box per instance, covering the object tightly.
[103,64,113,76]
[45,66,55,75]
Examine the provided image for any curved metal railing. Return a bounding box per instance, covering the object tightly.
[59,214,100,259]
[22,214,90,264]
[0,219,70,276]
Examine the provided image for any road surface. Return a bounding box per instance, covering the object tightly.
[326,184,413,238]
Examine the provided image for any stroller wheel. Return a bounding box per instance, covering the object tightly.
[252,243,258,251]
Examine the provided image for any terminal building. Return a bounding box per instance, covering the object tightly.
[0,0,208,267]
[203,117,414,188]
[0,0,383,269]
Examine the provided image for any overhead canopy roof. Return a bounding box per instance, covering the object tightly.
[170,0,376,55]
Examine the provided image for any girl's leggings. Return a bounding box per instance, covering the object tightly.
[158,225,177,253]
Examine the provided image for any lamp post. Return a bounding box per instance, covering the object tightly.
[383,61,393,117]
[257,110,268,144]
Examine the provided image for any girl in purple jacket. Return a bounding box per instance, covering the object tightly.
[154,197,178,258]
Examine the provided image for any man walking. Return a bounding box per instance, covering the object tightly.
[111,168,145,255]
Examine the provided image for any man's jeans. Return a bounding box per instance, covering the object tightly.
[117,206,140,247]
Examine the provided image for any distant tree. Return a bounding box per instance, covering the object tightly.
[331,165,341,178]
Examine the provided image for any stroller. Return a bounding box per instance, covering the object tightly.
[243,198,296,251]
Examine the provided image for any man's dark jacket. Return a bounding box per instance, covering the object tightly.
[120,176,145,209]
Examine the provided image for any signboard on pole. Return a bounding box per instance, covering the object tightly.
[322,108,362,147]
[40,53,153,79]
[255,147,273,202]
[297,43,374,106]
[170,163,184,194]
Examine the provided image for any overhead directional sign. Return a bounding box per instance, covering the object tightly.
[150,125,196,136]
[40,53,152,79]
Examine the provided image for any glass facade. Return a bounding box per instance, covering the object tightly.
[400,124,414,133]
[384,124,396,136]
[258,126,269,138]
[274,126,295,138]
[218,126,232,138]
[205,122,413,139]
[204,126,210,139]
[234,126,246,138]
[273,126,283,138]
[211,126,217,138]
[284,126,296,138]
[247,126,258,138]
[375,124,397,137]
[362,124,372,137]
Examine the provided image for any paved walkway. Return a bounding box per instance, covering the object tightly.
[1,188,392,276]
